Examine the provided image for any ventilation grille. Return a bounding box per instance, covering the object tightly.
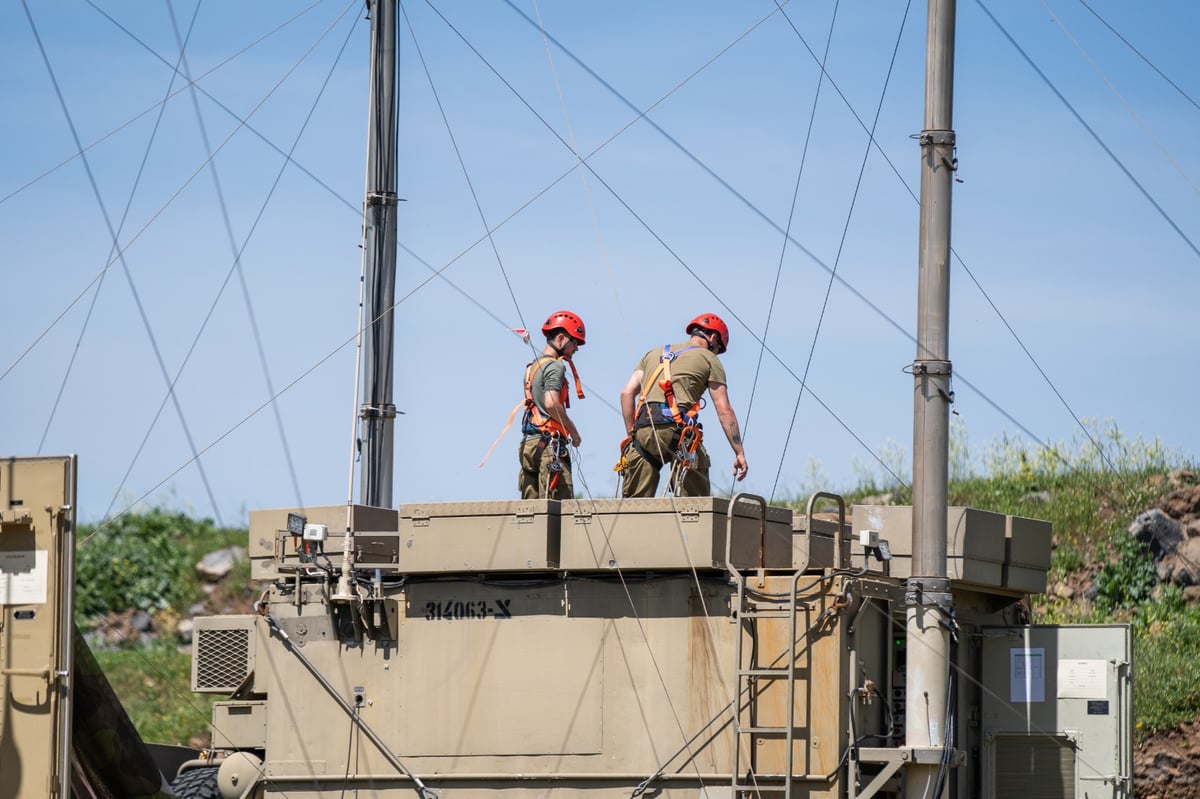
[994,734,1075,799]
[193,626,252,692]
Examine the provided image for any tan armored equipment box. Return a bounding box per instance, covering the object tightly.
[793,513,846,570]
[560,496,793,570]
[1003,514,1053,593]
[398,500,561,572]
[249,504,399,580]
[852,505,1007,587]
[211,700,268,749]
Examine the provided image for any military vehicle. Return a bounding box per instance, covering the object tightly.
[1,2,1134,797]
[3,456,1133,799]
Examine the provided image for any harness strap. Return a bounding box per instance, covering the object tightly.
[480,352,584,469]
[632,344,701,429]
[631,434,666,470]
[523,354,584,437]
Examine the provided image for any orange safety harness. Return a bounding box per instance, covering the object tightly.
[479,353,584,469]
[520,354,584,437]
[614,345,704,478]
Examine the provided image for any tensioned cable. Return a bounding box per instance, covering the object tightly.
[92,0,358,523]
[62,0,1153,526]
[962,2,1200,580]
[0,0,326,210]
[82,4,1180,782]
[78,169,1163,792]
[140,0,357,515]
[770,0,914,503]
[73,1,356,779]
[744,0,840,438]
[17,0,1107,499]
[977,0,1200,264]
[395,0,1141,499]
[969,0,1200,484]
[406,5,722,775]
[398,0,533,355]
[21,0,226,526]
[1080,0,1200,114]
[0,1,329,385]
[423,0,906,486]
[531,0,636,363]
[436,0,1187,520]
[70,0,538,377]
[35,3,201,457]
[1043,0,1199,196]
[762,3,1149,492]
[520,1,838,768]
[498,0,1165,498]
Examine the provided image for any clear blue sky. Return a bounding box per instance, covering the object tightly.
[2,1,1197,526]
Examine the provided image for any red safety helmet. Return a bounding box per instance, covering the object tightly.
[686,313,729,353]
[542,310,586,345]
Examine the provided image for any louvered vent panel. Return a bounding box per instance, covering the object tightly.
[193,627,251,692]
[994,734,1075,799]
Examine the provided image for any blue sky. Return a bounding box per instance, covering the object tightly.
[2,0,1197,525]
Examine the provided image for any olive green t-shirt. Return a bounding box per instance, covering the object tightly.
[635,342,726,408]
[523,356,567,438]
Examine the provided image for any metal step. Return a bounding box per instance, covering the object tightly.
[736,668,795,678]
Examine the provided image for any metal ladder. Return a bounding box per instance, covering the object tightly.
[725,492,801,797]
[726,491,847,797]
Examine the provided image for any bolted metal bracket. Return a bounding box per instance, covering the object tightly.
[918,129,956,147]
[365,191,400,207]
[359,403,401,419]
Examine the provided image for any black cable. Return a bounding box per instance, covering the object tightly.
[977,0,1200,265]
[770,0,914,503]
[160,0,349,514]
[1079,0,1200,114]
[21,0,227,525]
[398,1,532,351]
[98,0,360,523]
[36,3,202,458]
[744,0,841,436]
[50,0,536,352]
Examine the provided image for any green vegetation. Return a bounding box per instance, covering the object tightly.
[76,506,250,745]
[76,507,247,618]
[92,643,220,746]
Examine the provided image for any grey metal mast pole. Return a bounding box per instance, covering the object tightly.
[359,0,399,508]
[906,0,956,796]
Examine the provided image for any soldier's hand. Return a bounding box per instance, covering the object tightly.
[732,453,748,481]
[571,432,582,447]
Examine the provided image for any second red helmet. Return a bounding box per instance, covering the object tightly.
[686,313,729,353]
[542,310,586,344]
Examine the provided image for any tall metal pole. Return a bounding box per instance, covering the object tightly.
[359,0,399,508]
[907,0,956,796]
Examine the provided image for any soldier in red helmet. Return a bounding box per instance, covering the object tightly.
[518,310,587,499]
[616,313,748,497]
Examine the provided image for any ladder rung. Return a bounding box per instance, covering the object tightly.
[736,726,799,735]
[738,668,794,677]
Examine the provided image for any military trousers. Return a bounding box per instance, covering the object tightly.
[619,424,710,498]
[518,435,573,500]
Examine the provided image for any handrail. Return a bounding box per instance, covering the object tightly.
[806,491,847,570]
[725,492,768,579]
